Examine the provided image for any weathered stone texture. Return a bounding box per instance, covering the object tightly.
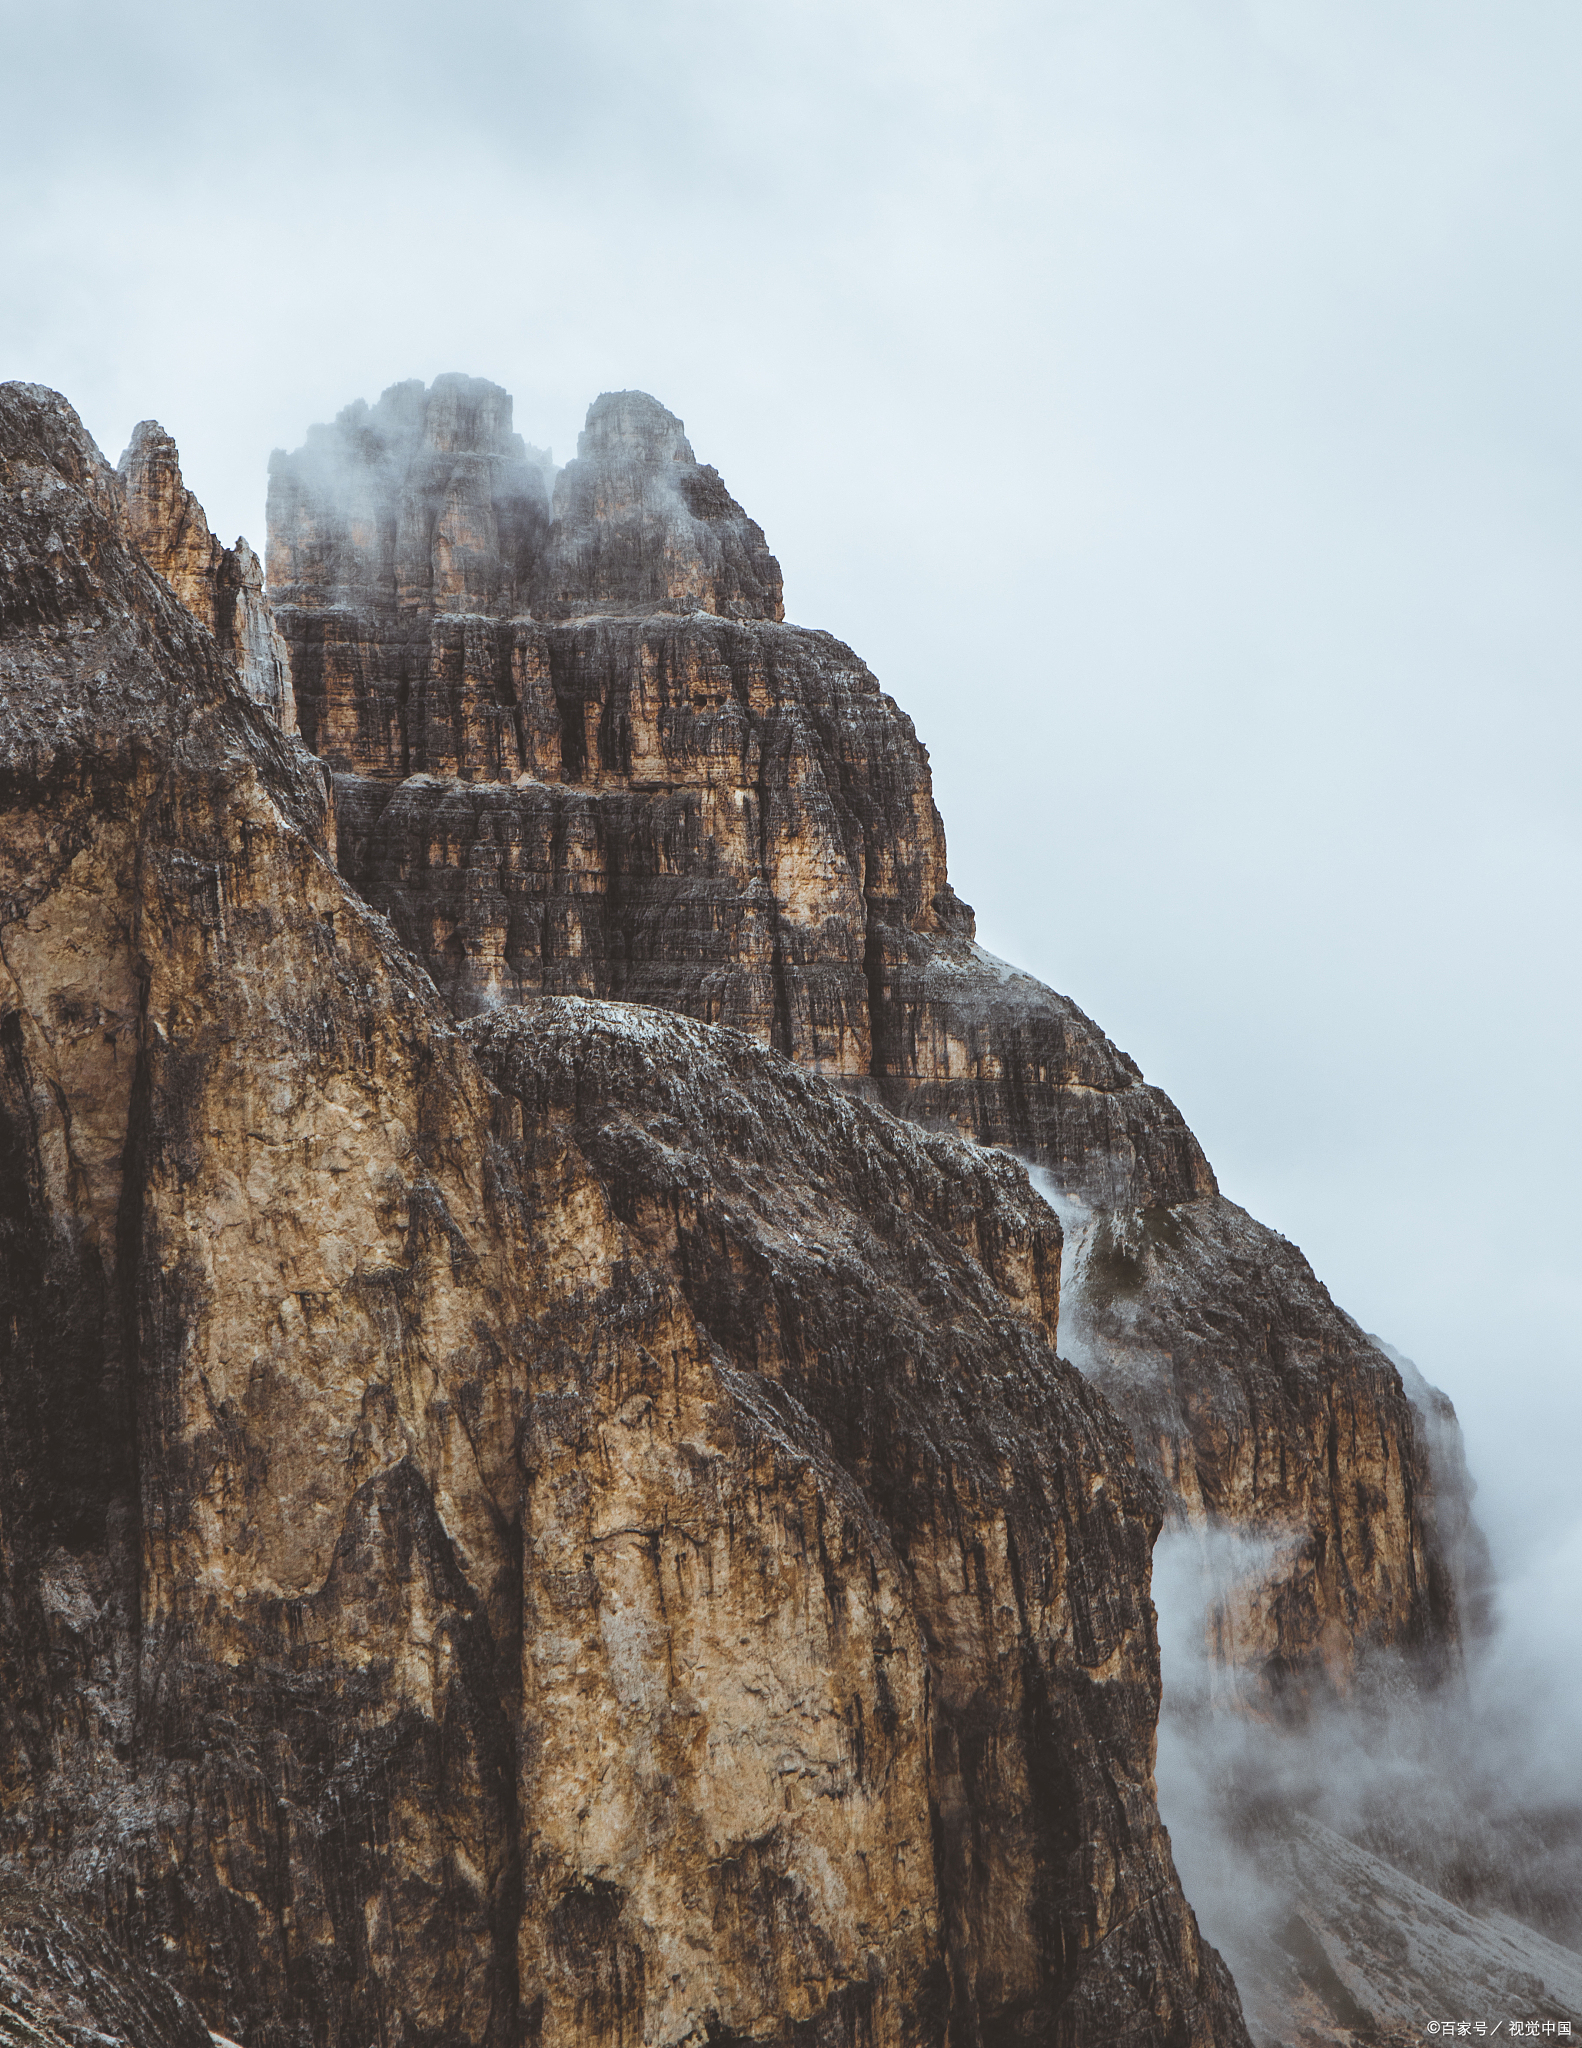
[118,419,295,731]
[269,379,1208,1202]
[267,377,1462,1711]
[0,1882,213,2048]
[0,381,1250,2047]
[539,389,784,621]
[266,381,781,789]
[266,375,552,626]
[1053,1196,1454,1695]
[471,1000,1246,2048]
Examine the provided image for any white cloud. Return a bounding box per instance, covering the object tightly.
[3,0,1578,1569]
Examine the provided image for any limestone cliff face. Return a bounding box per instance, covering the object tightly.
[267,382,1211,1213]
[1052,1198,1453,1696]
[265,373,553,627]
[468,1002,1244,2048]
[0,383,1248,2047]
[119,419,296,731]
[266,380,781,788]
[269,377,1463,1705]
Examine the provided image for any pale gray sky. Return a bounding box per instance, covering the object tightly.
[4,0,1579,1571]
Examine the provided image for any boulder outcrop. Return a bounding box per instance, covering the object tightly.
[0,381,1249,2048]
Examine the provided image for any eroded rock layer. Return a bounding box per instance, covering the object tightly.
[1052,1196,1454,1695]
[119,418,295,731]
[0,382,1249,2048]
[269,377,1463,1701]
[287,545,1215,1212]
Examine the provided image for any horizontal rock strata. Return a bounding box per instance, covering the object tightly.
[268,377,1464,1704]
[266,379,781,785]
[268,379,1201,1202]
[0,381,1250,2048]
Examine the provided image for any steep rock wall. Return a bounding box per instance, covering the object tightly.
[267,378,1464,1703]
[119,419,295,731]
[266,380,781,788]
[267,379,1202,1206]
[0,381,1249,2048]
[1051,1197,1453,1695]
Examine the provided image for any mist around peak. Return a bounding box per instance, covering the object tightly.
[266,374,783,623]
[1151,1512,1582,2044]
[1022,1158,1580,2035]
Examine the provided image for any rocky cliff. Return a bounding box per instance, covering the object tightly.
[0,382,1249,2047]
[1050,1196,1457,1696]
[270,382,1217,1218]
[120,419,295,732]
[270,377,1464,1706]
[266,377,780,786]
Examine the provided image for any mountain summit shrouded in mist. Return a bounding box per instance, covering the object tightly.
[6,4,1579,1620]
[1,369,1574,2046]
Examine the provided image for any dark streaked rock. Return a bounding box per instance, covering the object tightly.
[0,377,1250,2048]
[0,1882,213,2048]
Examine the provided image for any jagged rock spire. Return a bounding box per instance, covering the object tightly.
[118,419,295,731]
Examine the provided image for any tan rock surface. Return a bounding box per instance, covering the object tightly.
[119,419,295,731]
[0,381,1250,2047]
[268,377,1462,1705]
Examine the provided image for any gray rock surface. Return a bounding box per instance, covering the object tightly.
[540,389,784,620]
[0,1882,212,2048]
[1222,1815,1582,2048]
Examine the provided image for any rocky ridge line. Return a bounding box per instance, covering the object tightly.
[119,419,295,732]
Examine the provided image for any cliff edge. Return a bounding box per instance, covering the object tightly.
[0,380,1248,2048]
[269,376,1471,1708]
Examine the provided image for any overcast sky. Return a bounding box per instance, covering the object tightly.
[4,0,1579,1572]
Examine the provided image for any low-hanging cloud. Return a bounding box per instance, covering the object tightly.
[1151,1509,1582,2040]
